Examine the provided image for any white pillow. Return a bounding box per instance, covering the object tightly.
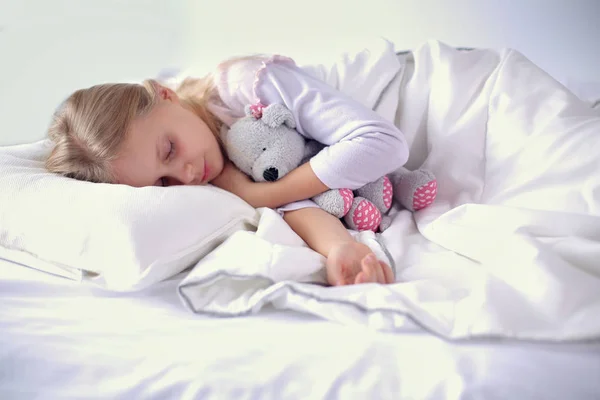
[0,140,259,291]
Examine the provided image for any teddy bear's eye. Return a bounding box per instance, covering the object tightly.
[262,148,267,152]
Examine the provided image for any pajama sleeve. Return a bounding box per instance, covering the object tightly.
[211,55,409,214]
[252,56,410,190]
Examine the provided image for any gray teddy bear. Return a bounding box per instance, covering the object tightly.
[222,103,437,232]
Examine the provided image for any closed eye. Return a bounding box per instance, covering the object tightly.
[166,140,175,160]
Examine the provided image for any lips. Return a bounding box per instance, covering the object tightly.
[201,161,210,183]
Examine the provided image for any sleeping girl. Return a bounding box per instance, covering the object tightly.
[44,54,437,286]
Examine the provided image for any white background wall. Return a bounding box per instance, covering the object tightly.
[1,0,599,146]
[0,0,186,146]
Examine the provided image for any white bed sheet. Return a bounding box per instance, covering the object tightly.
[1,258,599,400]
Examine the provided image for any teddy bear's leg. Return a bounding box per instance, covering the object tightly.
[343,197,382,232]
[354,176,394,214]
[312,189,354,218]
[389,167,437,211]
[354,176,394,232]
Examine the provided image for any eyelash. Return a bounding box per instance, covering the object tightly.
[160,140,175,187]
[166,140,175,160]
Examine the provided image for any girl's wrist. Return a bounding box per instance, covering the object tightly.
[248,180,286,209]
[244,163,330,209]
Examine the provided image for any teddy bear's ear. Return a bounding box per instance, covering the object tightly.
[261,103,296,129]
[243,103,269,120]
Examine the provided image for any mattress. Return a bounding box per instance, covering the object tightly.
[1,257,599,400]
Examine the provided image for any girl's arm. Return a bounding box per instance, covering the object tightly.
[254,162,327,209]
[283,204,354,257]
[211,163,395,285]
[252,57,409,191]
[213,161,327,209]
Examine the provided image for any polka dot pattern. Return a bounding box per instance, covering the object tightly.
[413,179,438,211]
[352,200,382,232]
[382,176,393,209]
[339,189,353,215]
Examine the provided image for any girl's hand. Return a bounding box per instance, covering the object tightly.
[326,241,395,286]
[211,162,258,205]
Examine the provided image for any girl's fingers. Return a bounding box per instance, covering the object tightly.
[373,259,386,284]
[369,258,379,282]
[380,261,395,284]
[363,253,387,284]
[355,271,369,284]
[338,264,352,286]
[329,249,395,286]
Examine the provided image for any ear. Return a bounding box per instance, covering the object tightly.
[158,85,179,103]
[261,103,296,129]
[148,79,179,103]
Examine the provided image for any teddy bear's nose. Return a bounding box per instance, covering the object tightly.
[263,167,279,182]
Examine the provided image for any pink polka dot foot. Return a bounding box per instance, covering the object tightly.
[412,179,437,211]
[351,199,382,232]
[339,189,354,216]
[382,176,393,210]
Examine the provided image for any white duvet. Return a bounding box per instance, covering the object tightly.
[178,40,600,341]
[4,258,600,400]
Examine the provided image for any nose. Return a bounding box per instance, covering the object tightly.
[263,167,279,182]
[179,162,195,184]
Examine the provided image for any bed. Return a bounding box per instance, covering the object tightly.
[1,40,600,399]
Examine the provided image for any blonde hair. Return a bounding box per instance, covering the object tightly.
[45,74,221,184]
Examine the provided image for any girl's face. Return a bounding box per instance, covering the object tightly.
[112,85,224,187]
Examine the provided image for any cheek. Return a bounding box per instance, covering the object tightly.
[182,131,207,156]
[112,157,152,187]
[194,122,217,151]
[204,129,224,162]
